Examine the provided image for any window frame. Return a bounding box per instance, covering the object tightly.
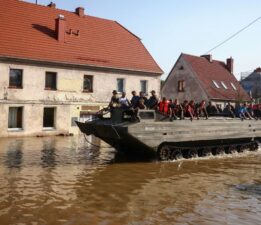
[117,78,125,93]
[178,80,185,92]
[43,107,56,130]
[231,82,237,90]
[45,72,57,91]
[9,69,23,89]
[83,75,93,93]
[8,106,23,131]
[140,80,148,95]
[212,80,220,89]
[221,81,228,89]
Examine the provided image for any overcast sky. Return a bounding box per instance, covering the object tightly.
[26,0,261,79]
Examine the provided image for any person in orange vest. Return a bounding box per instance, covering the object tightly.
[159,97,170,115]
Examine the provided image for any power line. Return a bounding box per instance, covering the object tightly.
[204,16,261,54]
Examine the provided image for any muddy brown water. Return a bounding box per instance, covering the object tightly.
[0,136,260,225]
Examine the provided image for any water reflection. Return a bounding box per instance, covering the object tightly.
[41,139,57,168]
[0,136,260,225]
[5,140,23,168]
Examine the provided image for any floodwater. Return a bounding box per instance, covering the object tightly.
[0,136,260,225]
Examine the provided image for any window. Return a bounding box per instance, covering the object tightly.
[212,80,220,88]
[117,78,125,93]
[140,80,148,94]
[178,80,185,92]
[231,82,237,90]
[83,75,93,92]
[9,69,23,88]
[45,72,57,90]
[221,81,228,89]
[8,107,23,129]
[43,108,56,128]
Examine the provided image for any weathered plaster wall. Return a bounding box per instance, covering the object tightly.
[0,62,161,104]
[0,62,161,137]
[161,59,208,103]
[0,103,71,138]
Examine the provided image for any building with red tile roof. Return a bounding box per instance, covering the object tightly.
[161,53,250,107]
[0,0,162,137]
[0,0,162,74]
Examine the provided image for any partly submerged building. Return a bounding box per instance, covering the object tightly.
[161,53,250,107]
[240,68,261,102]
[0,0,163,137]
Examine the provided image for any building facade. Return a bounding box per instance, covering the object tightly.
[0,0,162,137]
[161,53,250,107]
[240,68,261,102]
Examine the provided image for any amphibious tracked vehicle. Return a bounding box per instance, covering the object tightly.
[76,109,260,160]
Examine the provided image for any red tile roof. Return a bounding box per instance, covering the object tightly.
[182,54,250,101]
[0,0,163,74]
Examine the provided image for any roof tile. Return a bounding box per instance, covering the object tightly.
[0,0,163,74]
[182,53,250,101]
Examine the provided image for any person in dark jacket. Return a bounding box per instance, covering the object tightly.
[169,99,184,120]
[130,91,139,108]
[223,102,236,118]
[146,90,159,109]
[206,101,218,115]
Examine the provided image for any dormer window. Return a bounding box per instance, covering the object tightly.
[231,82,237,90]
[212,80,220,88]
[221,81,228,89]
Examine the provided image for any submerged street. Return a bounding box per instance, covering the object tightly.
[0,136,260,225]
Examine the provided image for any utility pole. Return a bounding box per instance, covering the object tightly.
[36,0,38,4]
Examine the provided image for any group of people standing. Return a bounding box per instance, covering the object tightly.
[108,90,261,121]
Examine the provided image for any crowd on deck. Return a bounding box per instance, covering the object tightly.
[108,90,261,121]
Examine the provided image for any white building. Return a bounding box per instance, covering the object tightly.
[0,0,163,137]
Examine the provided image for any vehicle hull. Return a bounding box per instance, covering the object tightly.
[76,117,261,158]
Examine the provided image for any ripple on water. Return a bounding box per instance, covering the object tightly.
[0,136,260,225]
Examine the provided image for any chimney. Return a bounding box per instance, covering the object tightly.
[47,2,56,8]
[75,7,85,17]
[201,54,212,63]
[226,57,234,74]
[254,67,261,73]
[55,15,65,42]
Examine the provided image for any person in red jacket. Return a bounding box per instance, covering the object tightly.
[159,97,170,115]
[184,100,194,121]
